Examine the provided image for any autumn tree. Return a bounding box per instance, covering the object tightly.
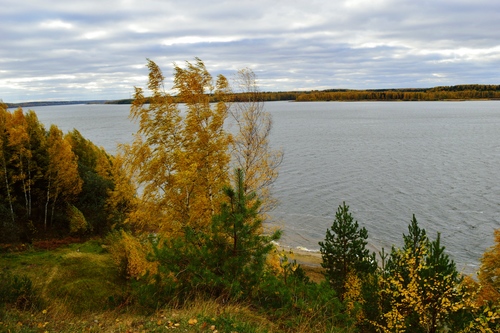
[44,125,82,230]
[5,109,47,226]
[229,68,283,215]
[7,109,31,220]
[319,202,377,302]
[22,110,48,221]
[478,229,500,304]
[105,153,137,230]
[0,105,126,240]
[0,104,16,226]
[124,58,231,233]
[173,58,232,228]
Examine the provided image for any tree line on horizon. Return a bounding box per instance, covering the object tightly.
[101,83,500,105]
[5,84,500,108]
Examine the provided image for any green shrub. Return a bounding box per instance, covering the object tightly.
[253,270,348,331]
[68,204,90,234]
[0,271,38,312]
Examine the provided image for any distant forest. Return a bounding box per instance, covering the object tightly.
[106,84,500,104]
[6,84,500,108]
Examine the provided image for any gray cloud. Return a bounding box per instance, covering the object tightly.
[1,0,499,102]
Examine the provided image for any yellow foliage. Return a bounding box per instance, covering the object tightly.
[266,249,284,274]
[277,249,299,275]
[344,271,364,323]
[46,125,82,200]
[44,125,82,229]
[105,154,138,229]
[478,229,500,305]
[377,244,475,333]
[125,58,231,233]
[109,230,157,279]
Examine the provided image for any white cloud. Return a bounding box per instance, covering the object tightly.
[161,35,239,46]
[40,19,74,30]
[0,0,499,102]
[82,30,108,40]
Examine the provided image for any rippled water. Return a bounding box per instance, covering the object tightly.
[30,101,500,273]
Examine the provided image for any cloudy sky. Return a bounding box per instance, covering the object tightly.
[1,0,499,102]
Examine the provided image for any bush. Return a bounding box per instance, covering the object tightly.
[253,270,349,331]
[0,271,38,312]
[107,230,157,279]
[68,204,90,235]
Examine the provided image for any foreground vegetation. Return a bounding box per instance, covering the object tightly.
[0,238,282,332]
[1,212,499,332]
[1,59,499,332]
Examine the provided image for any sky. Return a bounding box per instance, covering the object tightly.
[1,0,500,102]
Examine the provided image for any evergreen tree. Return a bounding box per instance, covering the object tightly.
[147,169,281,302]
[203,168,281,294]
[378,216,472,333]
[319,202,376,301]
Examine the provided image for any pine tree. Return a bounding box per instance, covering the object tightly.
[319,202,376,301]
[377,216,472,333]
[205,168,281,292]
[147,169,281,301]
[66,129,114,234]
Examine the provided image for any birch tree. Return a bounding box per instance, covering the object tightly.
[0,104,15,225]
[125,58,231,233]
[229,68,283,215]
[44,125,82,230]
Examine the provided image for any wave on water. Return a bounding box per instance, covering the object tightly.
[295,246,320,253]
[271,240,321,254]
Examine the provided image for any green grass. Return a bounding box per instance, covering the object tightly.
[1,239,126,314]
[0,239,280,333]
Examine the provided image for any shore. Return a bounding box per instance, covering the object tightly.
[277,245,325,283]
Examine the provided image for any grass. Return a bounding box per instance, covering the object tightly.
[1,239,124,314]
[1,299,276,333]
[1,239,306,333]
